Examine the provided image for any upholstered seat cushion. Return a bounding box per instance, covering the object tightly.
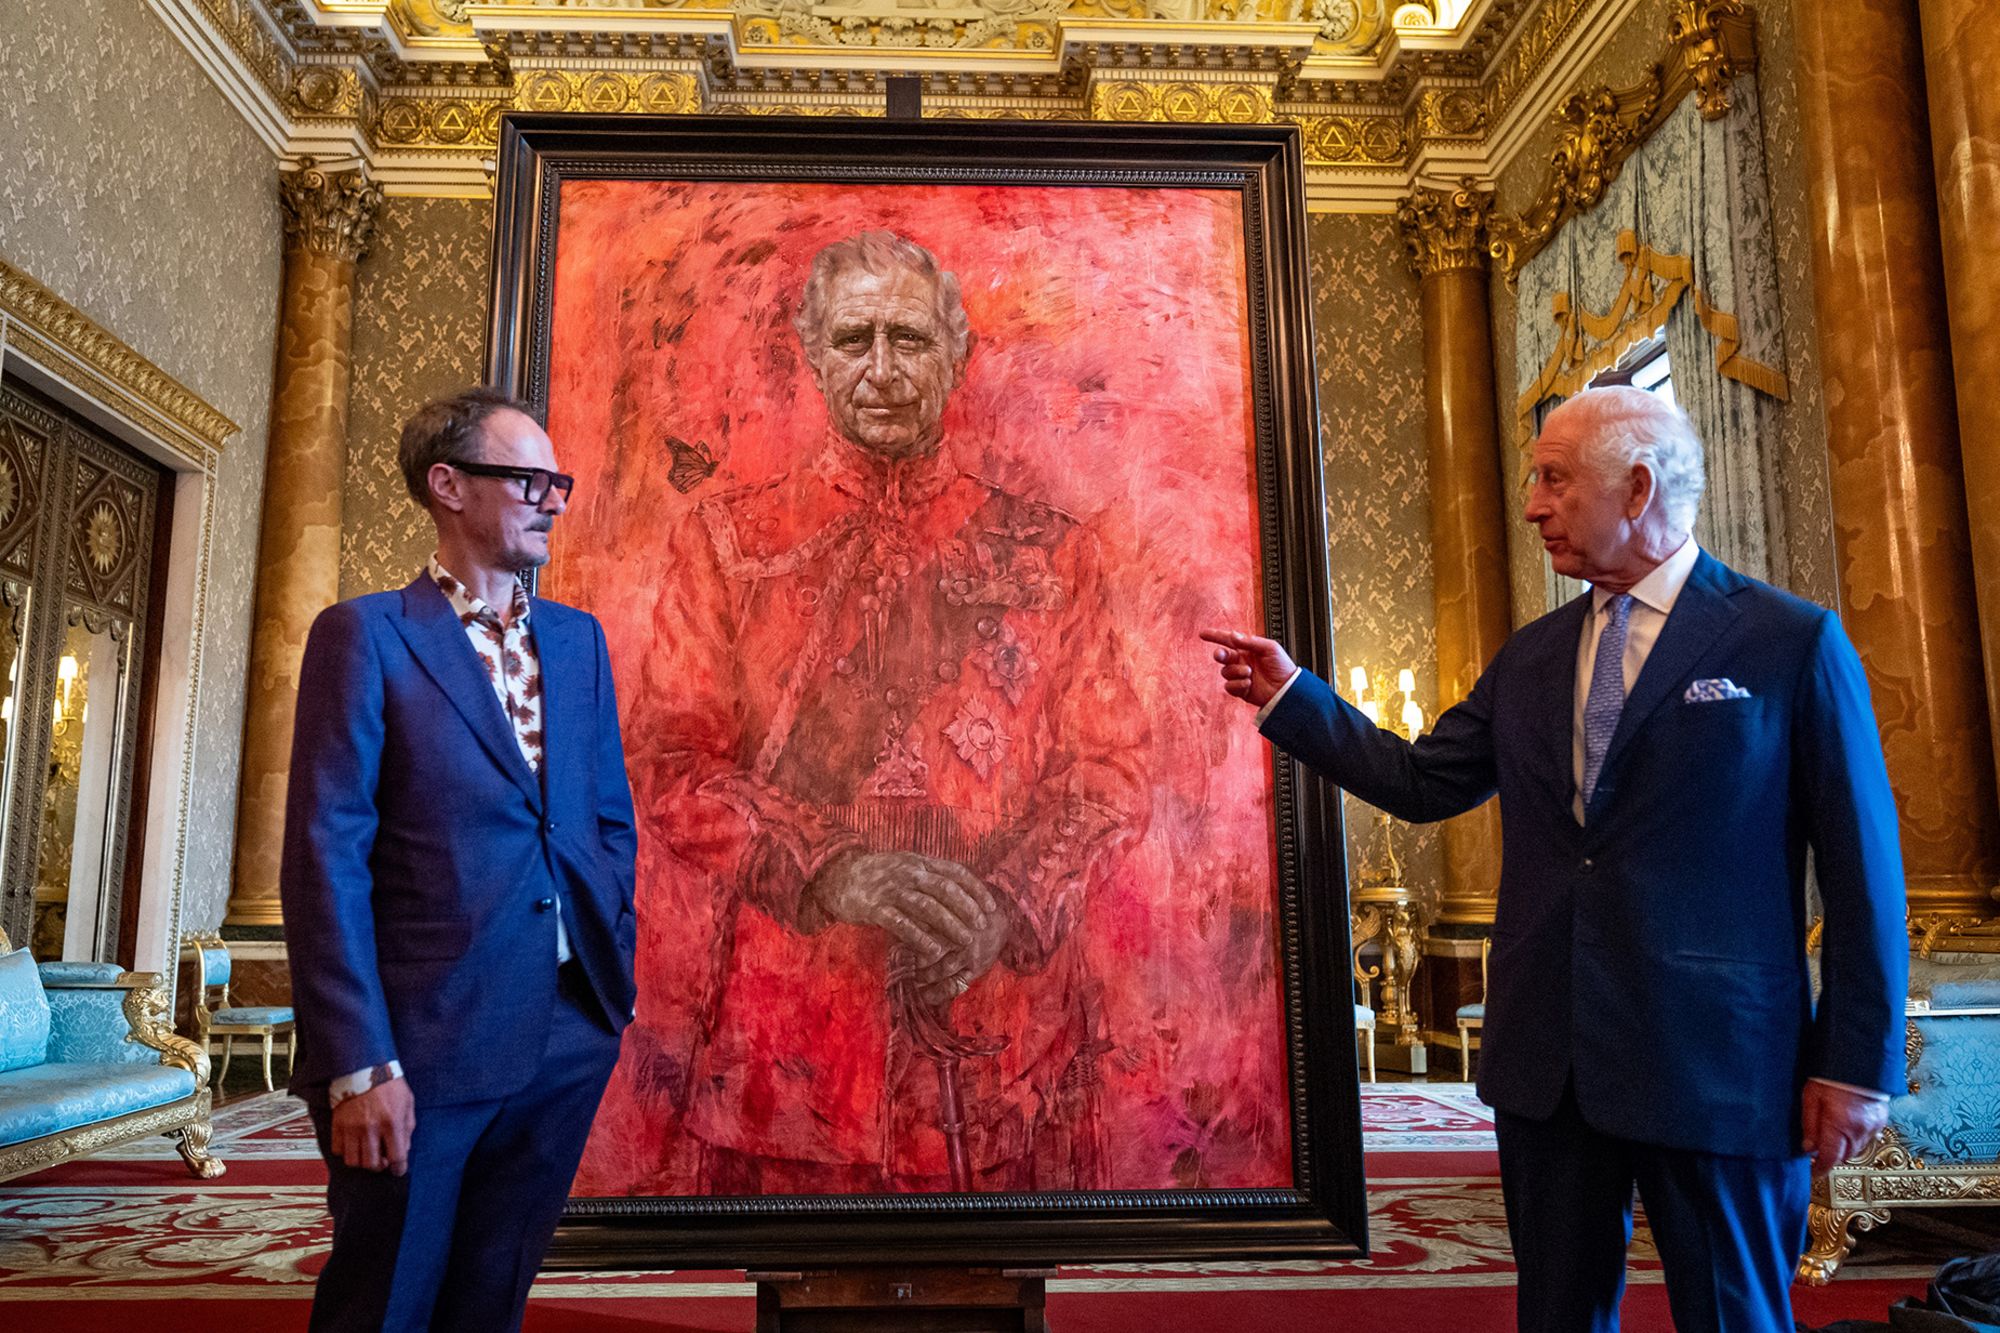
[36,961,126,986]
[1457,1003,1486,1021]
[212,1007,294,1026]
[0,1062,198,1146]
[0,950,51,1074]
[1893,1013,2000,1164]
[1932,979,2000,1009]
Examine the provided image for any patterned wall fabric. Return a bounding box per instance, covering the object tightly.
[0,0,283,936]
[1305,215,1440,912]
[340,197,493,599]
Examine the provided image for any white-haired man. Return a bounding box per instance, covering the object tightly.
[1203,386,1907,1332]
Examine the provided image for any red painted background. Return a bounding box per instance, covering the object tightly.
[543,178,1294,1195]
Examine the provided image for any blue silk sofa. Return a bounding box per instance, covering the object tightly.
[1800,942,2000,1282]
[0,929,222,1183]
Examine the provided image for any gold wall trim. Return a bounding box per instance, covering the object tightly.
[1487,0,1756,278]
[0,258,239,462]
[1091,79,1276,124]
[143,0,1776,219]
[150,0,1661,202]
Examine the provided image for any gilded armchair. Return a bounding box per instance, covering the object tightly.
[182,932,295,1092]
[1457,936,1490,1079]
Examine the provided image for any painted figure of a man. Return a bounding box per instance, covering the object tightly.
[626,231,1147,1193]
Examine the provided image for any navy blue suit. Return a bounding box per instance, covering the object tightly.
[280,574,637,1331]
[1262,552,1907,1331]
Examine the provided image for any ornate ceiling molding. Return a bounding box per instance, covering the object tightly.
[0,259,238,465]
[145,0,1691,208]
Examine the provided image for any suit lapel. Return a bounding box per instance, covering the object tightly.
[533,605,585,818]
[391,576,544,810]
[1593,551,1744,803]
[1527,593,1589,802]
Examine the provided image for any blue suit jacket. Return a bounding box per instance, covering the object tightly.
[1264,552,1908,1158]
[279,575,638,1107]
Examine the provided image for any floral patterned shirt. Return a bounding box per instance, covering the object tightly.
[427,555,545,774]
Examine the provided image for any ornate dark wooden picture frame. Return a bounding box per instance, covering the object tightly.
[485,112,1363,1268]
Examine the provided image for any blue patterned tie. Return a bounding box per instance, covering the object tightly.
[1581,594,1634,806]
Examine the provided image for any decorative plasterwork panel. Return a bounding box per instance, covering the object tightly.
[145,0,1698,205]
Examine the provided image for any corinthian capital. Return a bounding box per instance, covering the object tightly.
[279,157,384,263]
[1395,177,1495,279]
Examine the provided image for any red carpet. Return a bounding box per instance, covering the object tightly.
[0,1087,1931,1329]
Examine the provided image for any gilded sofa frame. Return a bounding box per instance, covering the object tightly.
[1798,936,2000,1284]
[0,927,223,1183]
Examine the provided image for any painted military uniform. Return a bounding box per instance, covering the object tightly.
[628,435,1147,1189]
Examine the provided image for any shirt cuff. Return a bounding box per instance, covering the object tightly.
[1808,1076,1891,1103]
[1253,667,1304,728]
[329,1061,404,1107]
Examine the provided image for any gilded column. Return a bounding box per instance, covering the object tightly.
[1396,180,1512,926]
[1794,0,2000,919]
[1920,0,2000,844]
[227,159,382,926]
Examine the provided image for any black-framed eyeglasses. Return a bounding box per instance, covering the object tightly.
[446,459,575,505]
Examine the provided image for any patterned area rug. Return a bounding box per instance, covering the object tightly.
[0,1087,1934,1331]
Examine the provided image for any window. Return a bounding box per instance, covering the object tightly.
[1592,332,1675,404]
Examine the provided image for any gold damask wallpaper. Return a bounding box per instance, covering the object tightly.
[340,198,492,599]
[1487,0,1836,618]
[1306,214,1439,911]
[0,0,282,935]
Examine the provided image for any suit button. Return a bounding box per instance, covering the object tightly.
[534,897,556,913]
[1580,858,1595,873]
[548,820,559,833]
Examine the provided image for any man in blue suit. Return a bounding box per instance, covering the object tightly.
[1203,387,1907,1332]
[280,387,637,1331]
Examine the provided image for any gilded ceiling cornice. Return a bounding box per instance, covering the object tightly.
[1486,0,1755,276]
[0,258,238,462]
[147,0,1696,207]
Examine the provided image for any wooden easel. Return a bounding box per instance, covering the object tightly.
[748,1266,1056,1332]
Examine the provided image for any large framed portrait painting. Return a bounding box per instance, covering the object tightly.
[486,115,1363,1266]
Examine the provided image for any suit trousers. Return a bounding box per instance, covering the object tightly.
[1496,1084,1811,1333]
[306,963,622,1333]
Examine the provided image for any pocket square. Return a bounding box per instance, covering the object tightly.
[1684,678,1753,703]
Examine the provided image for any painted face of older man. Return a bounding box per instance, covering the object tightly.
[806,263,965,459]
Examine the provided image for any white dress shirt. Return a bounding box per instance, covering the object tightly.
[1570,536,1701,824]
